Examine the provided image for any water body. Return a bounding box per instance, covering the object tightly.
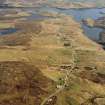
[40,6,105,42]
[0,7,46,35]
[0,6,105,42]
[57,8,105,42]
[0,28,18,35]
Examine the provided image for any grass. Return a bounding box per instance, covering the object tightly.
[0,14,105,105]
[55,76,105,105]
[0,61,55,105]
[66,96,80,105]
[41,67,65,81]
[46,48,72,66]
[0,22,14,29]
[5,12,31,18]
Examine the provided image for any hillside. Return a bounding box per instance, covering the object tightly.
[0,12,105,105]
[0,0,105,105]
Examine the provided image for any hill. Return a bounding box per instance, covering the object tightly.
[0,13,105,105]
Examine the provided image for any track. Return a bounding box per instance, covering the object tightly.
[40,39,77,105]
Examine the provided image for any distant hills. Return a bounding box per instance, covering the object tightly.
[0,0,6,4]
[0,0,105,7]
[48,0,105,7]
[0,0,47,7]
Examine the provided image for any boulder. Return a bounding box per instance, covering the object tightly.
[64,41,71,47]
[94,98,105,105]
[99,31,105,44]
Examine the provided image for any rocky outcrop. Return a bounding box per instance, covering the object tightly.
[94,17,105,29]
[91,17,105,47]
[82,18,95,27]
[99,31,105,44]
[84,17,105,45]
[94,98,105,105]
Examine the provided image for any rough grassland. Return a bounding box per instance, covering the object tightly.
[0,14,105,105]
